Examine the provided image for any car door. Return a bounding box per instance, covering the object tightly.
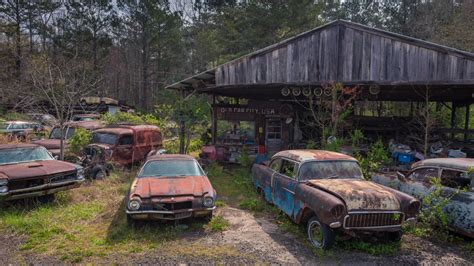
[115,134,134,165]
[255,158,281,203]
[399,167,440,198]
[272,158,298,217]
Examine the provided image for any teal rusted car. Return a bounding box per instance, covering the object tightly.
[373,158,474,239]
[252,150,420,249]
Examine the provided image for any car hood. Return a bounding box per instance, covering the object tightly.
[0,160,77,180]
[307,179,401,211]
[131,175,212,198]
[32,139,63,149]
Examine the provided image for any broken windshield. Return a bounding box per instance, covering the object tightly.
[138,160,204,177]
[298,161,363,181]
[0,147,54,165]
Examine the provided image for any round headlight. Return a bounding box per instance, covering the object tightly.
[203,197,214,207]
[128,199,141,211]
[77,169,85,180]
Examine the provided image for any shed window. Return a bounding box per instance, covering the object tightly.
[266,120,281,140]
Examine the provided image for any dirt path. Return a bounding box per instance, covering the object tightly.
[1,206,472,265]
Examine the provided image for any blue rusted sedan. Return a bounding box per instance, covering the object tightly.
[373,158,474,238]
[252,150,420,249]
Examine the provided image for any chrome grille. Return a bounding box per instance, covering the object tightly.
[49,171,77,183]
[343,212,404,229]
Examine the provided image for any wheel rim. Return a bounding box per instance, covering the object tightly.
[308,220,323,248]
[95,171,106,179]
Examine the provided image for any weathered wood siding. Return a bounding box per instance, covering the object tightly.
[215,23,474,86]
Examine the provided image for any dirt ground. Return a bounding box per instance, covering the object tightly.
[1,206,472,265]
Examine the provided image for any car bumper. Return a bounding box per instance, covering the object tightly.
[0,179,84,201]
[126,206,216,221]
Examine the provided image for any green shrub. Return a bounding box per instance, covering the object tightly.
[204,215,229,232]
[360,140,389,179]
[238,146,252,167]
[68,128,91,155]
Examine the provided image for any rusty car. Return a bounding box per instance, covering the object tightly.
[373,158,474,238]
[0,144,84,202]
[0,121,44,141]
[252,150,420,249]
[125,154,216,224]
[88,125,162,166]
[33,120,104,157]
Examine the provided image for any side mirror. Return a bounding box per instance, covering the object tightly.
[54,155,59,160]
[397,171,406,181]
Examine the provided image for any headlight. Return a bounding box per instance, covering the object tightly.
[330,205,345,219]
[128,199,141,211]
[407,200,421,216]
[0,179,8,193]
[77,168,85,180]
[203,196,214,207]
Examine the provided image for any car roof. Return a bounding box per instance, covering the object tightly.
[412,158,474,171]
[0,143,40,150]
[273,149,357,163]
[146,154,196,161]
[94,127,133,135]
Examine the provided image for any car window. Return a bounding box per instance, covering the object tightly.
[409,168,439,183]
[119,135,133,145]
[280,159,297,179]
[269,158,281,172]
[440,169,471,190]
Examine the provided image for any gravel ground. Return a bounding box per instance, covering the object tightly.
[1,206,472,265]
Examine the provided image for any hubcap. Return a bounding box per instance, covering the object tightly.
[96,171,106,179]
[308,220,323,248]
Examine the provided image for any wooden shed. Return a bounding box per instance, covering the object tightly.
[167,20,474,158]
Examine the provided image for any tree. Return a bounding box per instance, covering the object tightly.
[30,55,98,160]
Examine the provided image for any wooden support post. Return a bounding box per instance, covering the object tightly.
[212,95,217,144]
[465,103,470,142]
[451,102,457,139]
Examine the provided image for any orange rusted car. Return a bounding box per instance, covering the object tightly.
[125,154,216,224]
[252,150,420,249]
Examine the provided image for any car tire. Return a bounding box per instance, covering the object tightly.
[126,214,136,227]
[307,216,336,250]
[38,194,55,204]
[205,212,213,222]
[93,168,107,180]
[386,231,403,242]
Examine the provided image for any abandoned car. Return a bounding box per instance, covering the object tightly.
[0,121,44,140]
[252,150,420,249]
[125,154,216,224]
[33,120,103,156]
[0,144,84,201]
[88,125,162,166]
[373,158,474,238]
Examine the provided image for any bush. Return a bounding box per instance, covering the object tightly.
[68,128,92,155]
[359,140,390,179]
[204,215,229,232]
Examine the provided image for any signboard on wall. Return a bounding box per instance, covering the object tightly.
[214,102,292,121]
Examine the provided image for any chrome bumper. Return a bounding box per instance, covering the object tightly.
[0,179,84,201]
[126,206,216,220]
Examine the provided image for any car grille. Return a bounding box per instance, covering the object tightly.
[153,201,193,211]
[9,178,45,190]
[343,212,404,229]
[9,171,77,191]
[48,171,77,183]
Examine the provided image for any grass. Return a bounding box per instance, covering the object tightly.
[0,170,230,263]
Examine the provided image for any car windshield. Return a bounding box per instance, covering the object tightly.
[0,123,8,130]
[138,160,204,177]
[49,127,76,139]
[298,161,363,181]
[0,147,54,165]
[91,133,118,145]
